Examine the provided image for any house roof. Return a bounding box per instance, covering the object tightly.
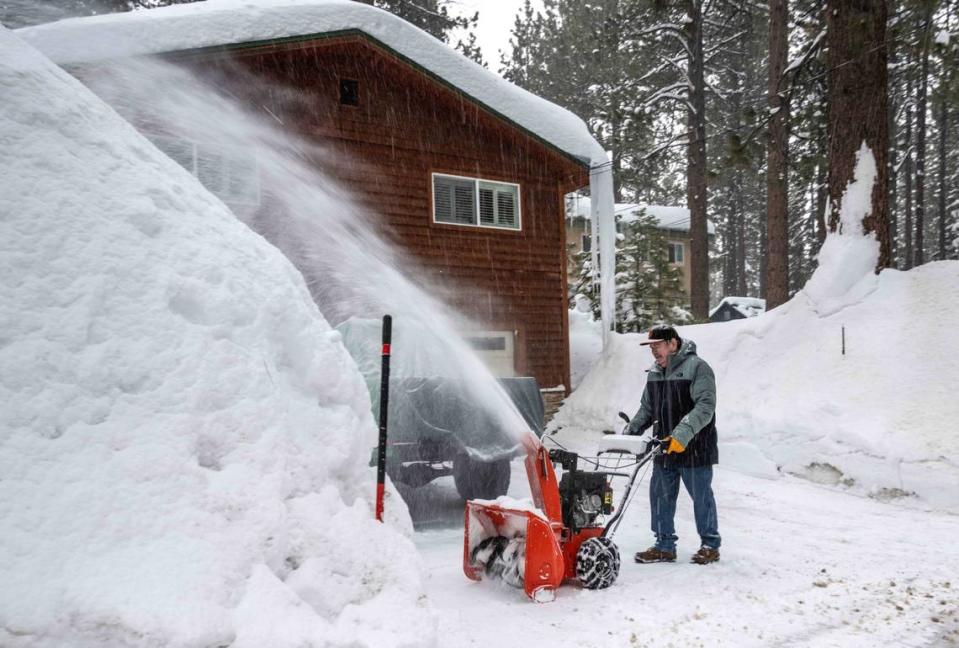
[709,296,766,319]
[567,196,717,236]
[16,0,605,168]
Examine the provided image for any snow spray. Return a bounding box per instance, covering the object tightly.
[84,58,531,463]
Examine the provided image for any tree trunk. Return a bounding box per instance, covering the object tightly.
[723,204,737,296]
[824,0,890,269]
[914,8,931,267]
[887,24,898,266]
[765,0,789,309]
[736,206,747,296]
[904,77,914,269]
[815,93,828,247]
[815,162,828,246]
[938,94,948,260]
[686,0,709,319]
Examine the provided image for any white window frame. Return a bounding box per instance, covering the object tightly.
[151,134,261,207]
[431,172,521,231]
[668,241,685,265]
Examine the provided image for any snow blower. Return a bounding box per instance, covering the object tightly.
[463,413,662,602]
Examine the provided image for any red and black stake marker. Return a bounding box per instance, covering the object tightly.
[375,314,392,522]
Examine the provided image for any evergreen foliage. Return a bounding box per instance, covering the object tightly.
[568,210,691,332]
[373,0,485,65]
[616,210,692,332]
[504,0,958,310]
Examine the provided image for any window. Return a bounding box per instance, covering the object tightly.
[668,242,684,264]
[432,173,520,230]
[339,78,359,106]
[152,135,259,206]
[581,233,591,253]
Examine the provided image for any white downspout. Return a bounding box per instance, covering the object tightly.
[589,161,615,350]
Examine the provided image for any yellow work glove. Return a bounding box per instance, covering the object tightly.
[666,437,686,454]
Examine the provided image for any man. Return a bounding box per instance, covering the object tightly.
[626,324,720,565]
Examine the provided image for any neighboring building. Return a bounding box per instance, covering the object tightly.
[566,197,716,298]
[708,296,767,322]
[21,1,608,395]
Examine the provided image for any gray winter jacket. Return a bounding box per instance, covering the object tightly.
[627,339,718,467]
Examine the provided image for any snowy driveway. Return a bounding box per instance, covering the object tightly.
[412,431,959,648]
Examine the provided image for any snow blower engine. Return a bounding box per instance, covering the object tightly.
[463,414,662,602]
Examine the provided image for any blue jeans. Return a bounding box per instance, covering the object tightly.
[649,463,721,551]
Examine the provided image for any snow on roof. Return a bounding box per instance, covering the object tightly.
[16,0,605,167]
[567,195,716,235]
[709,296,766,319]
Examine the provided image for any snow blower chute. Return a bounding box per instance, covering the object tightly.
[463,414,661,601]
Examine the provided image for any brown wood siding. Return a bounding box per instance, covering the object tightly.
[184,37,588,390]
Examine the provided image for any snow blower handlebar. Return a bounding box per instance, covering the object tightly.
[600,439,662,539]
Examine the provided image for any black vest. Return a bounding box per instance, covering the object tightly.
[647,368,718,468]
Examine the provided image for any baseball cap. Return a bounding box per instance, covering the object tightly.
[639,324,681,346]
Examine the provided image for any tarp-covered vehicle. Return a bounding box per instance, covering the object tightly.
[336,318,544,500]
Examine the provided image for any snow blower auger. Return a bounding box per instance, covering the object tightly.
[463,413,662,602]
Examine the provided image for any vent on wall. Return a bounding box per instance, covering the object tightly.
[339,78,359,106]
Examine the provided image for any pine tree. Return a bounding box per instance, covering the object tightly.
[569,252,601,321]
[374,0,485,65]
[500,0,661,202]
[824,0,890,263]
[616,210,692,332]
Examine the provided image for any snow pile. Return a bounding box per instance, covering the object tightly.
[804,142,881,315]
[709,296,766,319]
[0,27,433,647]
[16,0,604,166]
[554,142,959,512]
[568,306,602,390]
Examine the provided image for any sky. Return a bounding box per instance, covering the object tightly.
[456,0,543,72]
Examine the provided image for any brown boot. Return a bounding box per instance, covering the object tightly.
[634,547,676,563]
[691,546,720,564]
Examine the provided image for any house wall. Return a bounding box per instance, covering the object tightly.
[169,37,588,391]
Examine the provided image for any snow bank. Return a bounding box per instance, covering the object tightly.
[555,146,959,510]
[568,307,602,390]
[555,261,959,510]
[804,143,881,315]
[16,0,604,166]
[0,27,433,647]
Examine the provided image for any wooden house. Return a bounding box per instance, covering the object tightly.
[20,2,610,398]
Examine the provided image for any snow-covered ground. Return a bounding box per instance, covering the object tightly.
[416,439,959,647]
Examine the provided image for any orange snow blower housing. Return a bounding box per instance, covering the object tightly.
[463,423,660,602]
